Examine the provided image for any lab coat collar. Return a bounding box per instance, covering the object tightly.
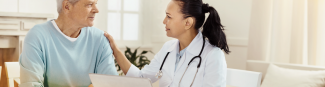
[166,31,205,56]
[164,31,205,77]
[167,40,178,52]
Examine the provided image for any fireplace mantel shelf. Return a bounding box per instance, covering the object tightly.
[0,12,54,19]
[0,31,28,36]
[0,12,54,50]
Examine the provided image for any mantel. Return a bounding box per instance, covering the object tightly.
[0,12,54,51]
[0,12,54,36]
[0,12,54,19]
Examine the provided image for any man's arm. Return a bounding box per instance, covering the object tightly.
[19,26,45,87]
[94,34,118,75]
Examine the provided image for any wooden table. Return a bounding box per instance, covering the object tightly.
[14,78,20,87]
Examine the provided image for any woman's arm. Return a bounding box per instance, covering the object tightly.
[103,32,164,83]
[202,48,227,87]
[104,32,132,75]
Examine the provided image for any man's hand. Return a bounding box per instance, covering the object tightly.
[89,84,94,87]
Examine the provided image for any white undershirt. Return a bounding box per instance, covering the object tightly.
[51,20,78,42]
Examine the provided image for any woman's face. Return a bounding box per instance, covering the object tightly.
[67,0,99,27]
[163,0,188,38]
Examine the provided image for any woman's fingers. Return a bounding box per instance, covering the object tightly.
[104,31,115,42]
[103,31,131,74]
[104,31,112,40]
[104,31,118,50]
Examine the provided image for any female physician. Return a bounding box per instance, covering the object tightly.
[104,0,230,86]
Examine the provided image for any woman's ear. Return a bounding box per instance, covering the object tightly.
[184,17,194,30]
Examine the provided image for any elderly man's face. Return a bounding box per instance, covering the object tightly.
[68,0,99,27]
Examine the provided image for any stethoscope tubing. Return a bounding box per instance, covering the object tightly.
[159,36,205,71]
[158,36,206,87]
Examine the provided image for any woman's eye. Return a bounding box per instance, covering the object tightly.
[167,15,171,18]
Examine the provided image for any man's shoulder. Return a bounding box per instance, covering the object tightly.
[84,27,105,37]
[85,27,104,34]
[83,27,110,45]
[25,21,52,41]
[30,21,52,33]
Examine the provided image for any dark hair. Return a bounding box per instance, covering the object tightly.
[174,0,230,54]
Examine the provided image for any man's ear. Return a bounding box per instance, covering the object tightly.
[184,17,194,30]
[62,0,72,14]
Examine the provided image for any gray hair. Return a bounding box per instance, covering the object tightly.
[57,0,80,13]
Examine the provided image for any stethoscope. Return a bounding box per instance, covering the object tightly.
[156,36,205,87]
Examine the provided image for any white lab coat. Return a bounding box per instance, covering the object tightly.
[126,32,227,87]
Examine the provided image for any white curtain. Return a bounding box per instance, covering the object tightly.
[247,0,325,66]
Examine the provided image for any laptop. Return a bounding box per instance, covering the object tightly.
[89,73,153,87]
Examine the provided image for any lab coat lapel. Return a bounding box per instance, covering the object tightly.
[175,32,204,72]
[163,41,178,79]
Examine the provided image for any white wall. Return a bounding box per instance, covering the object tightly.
[205,0,252,69]
[0,0,58,17]
[0,0,18,12]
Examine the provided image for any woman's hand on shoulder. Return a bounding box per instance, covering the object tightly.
[104,31,119,51]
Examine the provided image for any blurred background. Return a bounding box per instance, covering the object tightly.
[0,0,325,87]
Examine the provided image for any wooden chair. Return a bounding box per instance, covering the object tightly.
[14,78,20,87]
[0,66,2,81]
[5,62,20,87]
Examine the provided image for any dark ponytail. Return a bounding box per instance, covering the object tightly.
[202,4,230,54]
[175,0,230,54]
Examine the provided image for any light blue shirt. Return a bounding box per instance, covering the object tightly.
[175,46,187,72]
[19,20,118,87]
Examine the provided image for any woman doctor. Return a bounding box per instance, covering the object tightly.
[104,0,229,86]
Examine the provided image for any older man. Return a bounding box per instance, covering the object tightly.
[19,0,117,86]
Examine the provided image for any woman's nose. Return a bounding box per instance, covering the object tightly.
[163,17,167,24]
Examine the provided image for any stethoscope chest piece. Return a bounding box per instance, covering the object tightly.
[156,70,163,79]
